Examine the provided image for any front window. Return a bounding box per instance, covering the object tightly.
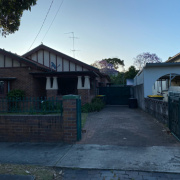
[0,81,4,95]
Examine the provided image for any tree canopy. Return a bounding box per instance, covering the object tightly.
[124,66,139,80]
[91,58,124,70]
[110,66,139,85]
[103,58,124,70]
[134,52,162,70]
[0,0,37,37]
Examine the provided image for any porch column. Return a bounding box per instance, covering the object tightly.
[84,76,90,89]
[77,76,83,89]
[46,77,51,90]
[77,76,91,105]
[52,77,58,90]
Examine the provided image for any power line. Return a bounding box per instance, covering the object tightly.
[42,0,64,42]
[28,0,54,51]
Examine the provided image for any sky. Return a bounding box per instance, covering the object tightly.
[1,0,180,71]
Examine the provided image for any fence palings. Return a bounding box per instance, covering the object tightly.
[168,93,180,139]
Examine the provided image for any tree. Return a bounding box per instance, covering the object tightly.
[102,58,124,70]
[110,66,139,85]
[91,60,112,69]
[91,58,124,70]
[110,72,124,85]
[91,59,122,76]
[124,66,139,80]
[0,0,37,37]
[134,52,162,70]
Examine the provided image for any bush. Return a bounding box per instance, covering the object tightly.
[41,101,63,114]
[7,89,25,100]
[81,97,105,113]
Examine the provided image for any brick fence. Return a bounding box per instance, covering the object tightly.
[0,95,80,143]
[144,98,168,125]
[0,115,63,142]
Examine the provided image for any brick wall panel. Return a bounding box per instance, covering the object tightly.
[0,67,46,97]
[0,115,63,142]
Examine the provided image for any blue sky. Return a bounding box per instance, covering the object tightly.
[1,0,180,70]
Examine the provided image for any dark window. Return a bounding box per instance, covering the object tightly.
[0,81,4,95]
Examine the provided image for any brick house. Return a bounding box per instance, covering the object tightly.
[0,44,110,104]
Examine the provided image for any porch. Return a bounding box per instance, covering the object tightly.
[30,71,103,105]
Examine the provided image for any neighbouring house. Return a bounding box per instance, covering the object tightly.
[133,62,180,110]
[0,44,110,104]
[126,79,134,86]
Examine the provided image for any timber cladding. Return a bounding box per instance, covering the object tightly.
[0,115,63,142]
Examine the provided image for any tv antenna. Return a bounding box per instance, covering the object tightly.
[65,32,79,58]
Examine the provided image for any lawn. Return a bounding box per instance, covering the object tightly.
[0,164,63,180]
[81,113,88,128]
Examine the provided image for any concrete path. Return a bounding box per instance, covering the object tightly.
[62,169,180,180]
[0,143,180,173]
[0,106,180,179]
[78,106,180,146]
[0,174,34,180]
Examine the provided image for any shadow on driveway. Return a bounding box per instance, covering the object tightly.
[78,106,180,146]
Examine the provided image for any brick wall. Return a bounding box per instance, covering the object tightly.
[47,90,58,98]
[63,98,78,143]
[78,89,91,105]
[0,96,80,143]
[0,67,46,97]
[0,115,63,142]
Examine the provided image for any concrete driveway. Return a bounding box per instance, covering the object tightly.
[78,106,180,146]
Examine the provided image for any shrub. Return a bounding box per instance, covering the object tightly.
[81,103,92,113]
[81,97,105,113]
[7,89,25,112]
[41,101,63,114]
[7,89,25,100]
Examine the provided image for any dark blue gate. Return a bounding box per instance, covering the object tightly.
[98,86,131,105]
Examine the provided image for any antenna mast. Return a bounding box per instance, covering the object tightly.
[65,32,79,58]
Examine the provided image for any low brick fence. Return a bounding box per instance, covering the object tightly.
[0,95,80,143]
[144,98,168,125]
[0,115,63,142]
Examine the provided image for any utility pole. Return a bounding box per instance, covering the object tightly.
[65,32,79,58]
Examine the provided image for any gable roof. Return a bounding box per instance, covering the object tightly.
[0,48,51,72]
[23,44,100,73]
[166,52,180,63]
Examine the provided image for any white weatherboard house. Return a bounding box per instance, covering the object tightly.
[133,63,180,110]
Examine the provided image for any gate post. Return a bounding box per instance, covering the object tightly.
[168,95,171,130]
[62,95,81,143]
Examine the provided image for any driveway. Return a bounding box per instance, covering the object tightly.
[78,106,180,146]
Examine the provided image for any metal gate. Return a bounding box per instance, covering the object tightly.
[168,92,180,139]
[98,86,131,105]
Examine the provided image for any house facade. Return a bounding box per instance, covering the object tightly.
[0,44,110,104]
[134,63,180,109]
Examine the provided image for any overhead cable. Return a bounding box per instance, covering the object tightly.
[42,0,64,42]
[28,0,54,51]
